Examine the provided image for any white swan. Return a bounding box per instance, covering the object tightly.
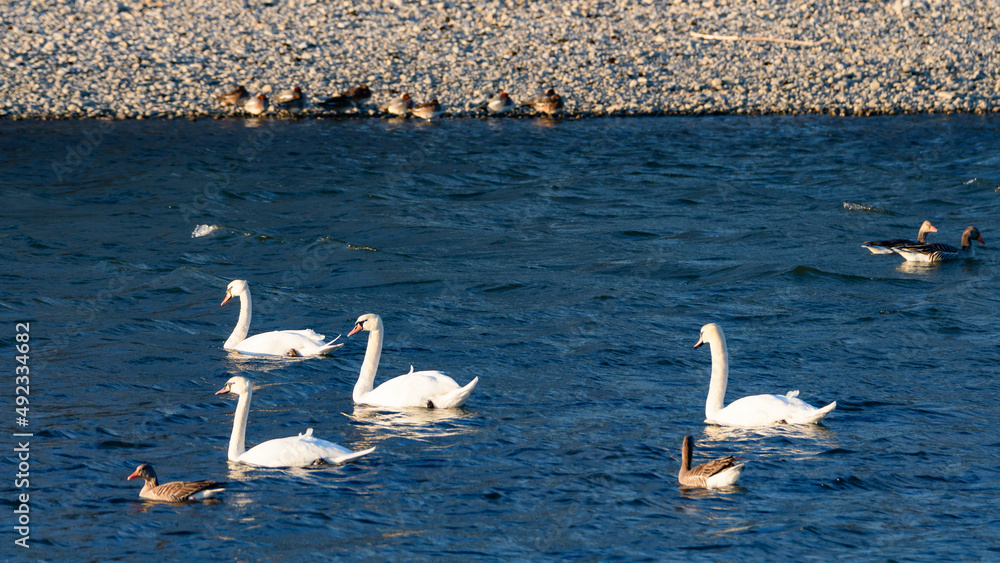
[221,279,343,357]
[694,323,836,427]
[215,376,374,467]
[347,313,478,408]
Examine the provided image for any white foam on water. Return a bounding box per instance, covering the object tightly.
[191,224,221,238]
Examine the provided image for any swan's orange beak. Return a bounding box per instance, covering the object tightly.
[976,235,986,245]
[694,336,705,349]
[347,323,363,338]
[929,225,938,233]
[221,291,232,306]
[127,469,140,480]
[215,385,230,395]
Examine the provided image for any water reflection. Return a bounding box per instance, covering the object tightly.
[222,459,365,484]
[701,423,839,459]
[346,405,476,443]
[126,496,226,514]
[223,352,308,375]
[532,116,560,128]
[384,116,410,128]
[896,260,943,274]
[224,461,264,483]
[678,484,748,500]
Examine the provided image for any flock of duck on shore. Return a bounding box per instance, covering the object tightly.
[129,221,987,500]
[214,83,566,118]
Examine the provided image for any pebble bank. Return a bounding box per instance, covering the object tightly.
[2,0,998,118]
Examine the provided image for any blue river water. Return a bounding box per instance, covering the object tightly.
[1,115,999,561]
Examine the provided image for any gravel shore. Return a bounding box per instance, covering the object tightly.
[2,0,999,119]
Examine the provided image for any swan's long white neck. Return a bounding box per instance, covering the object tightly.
[228,387,251,461]
[705,333,729,419]
[224,290,252,349]
[354,322,383,403]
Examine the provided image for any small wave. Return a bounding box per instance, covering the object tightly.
[818,475,868,490]
[93,440,153,450]
[788,265,886,283]
[621,230,658,239]
[843,201,894,214]
[191,224,221,238]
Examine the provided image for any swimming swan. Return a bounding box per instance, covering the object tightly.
[215,376,374,467]
[221,279,343,357]
[694,323,836,427]
[347,313,478,408]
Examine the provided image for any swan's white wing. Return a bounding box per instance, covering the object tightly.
[280,329,326,342]
[239,429,372,467]
[364,370,466,408]
[709,392,832,427]
[428,376,478,408]
[235,330,340,357]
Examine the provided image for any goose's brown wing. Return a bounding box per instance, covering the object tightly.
[690,456,741,479]
[147,480,223,501]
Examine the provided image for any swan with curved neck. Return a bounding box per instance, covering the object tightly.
[694,323,836,427]
[222,279,343,357]
[347,313,478,408]
[215,376,374,467]
[678,436,744,488]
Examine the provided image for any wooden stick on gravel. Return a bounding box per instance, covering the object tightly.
[689,31,825,47]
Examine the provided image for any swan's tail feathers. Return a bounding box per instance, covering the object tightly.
[794,401,837,425]
[429,377,479,409]
[330,446,376,465]
[317,334,345,355]
[317,342,344,355]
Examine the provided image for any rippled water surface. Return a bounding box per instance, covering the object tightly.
[2,116,999,561]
